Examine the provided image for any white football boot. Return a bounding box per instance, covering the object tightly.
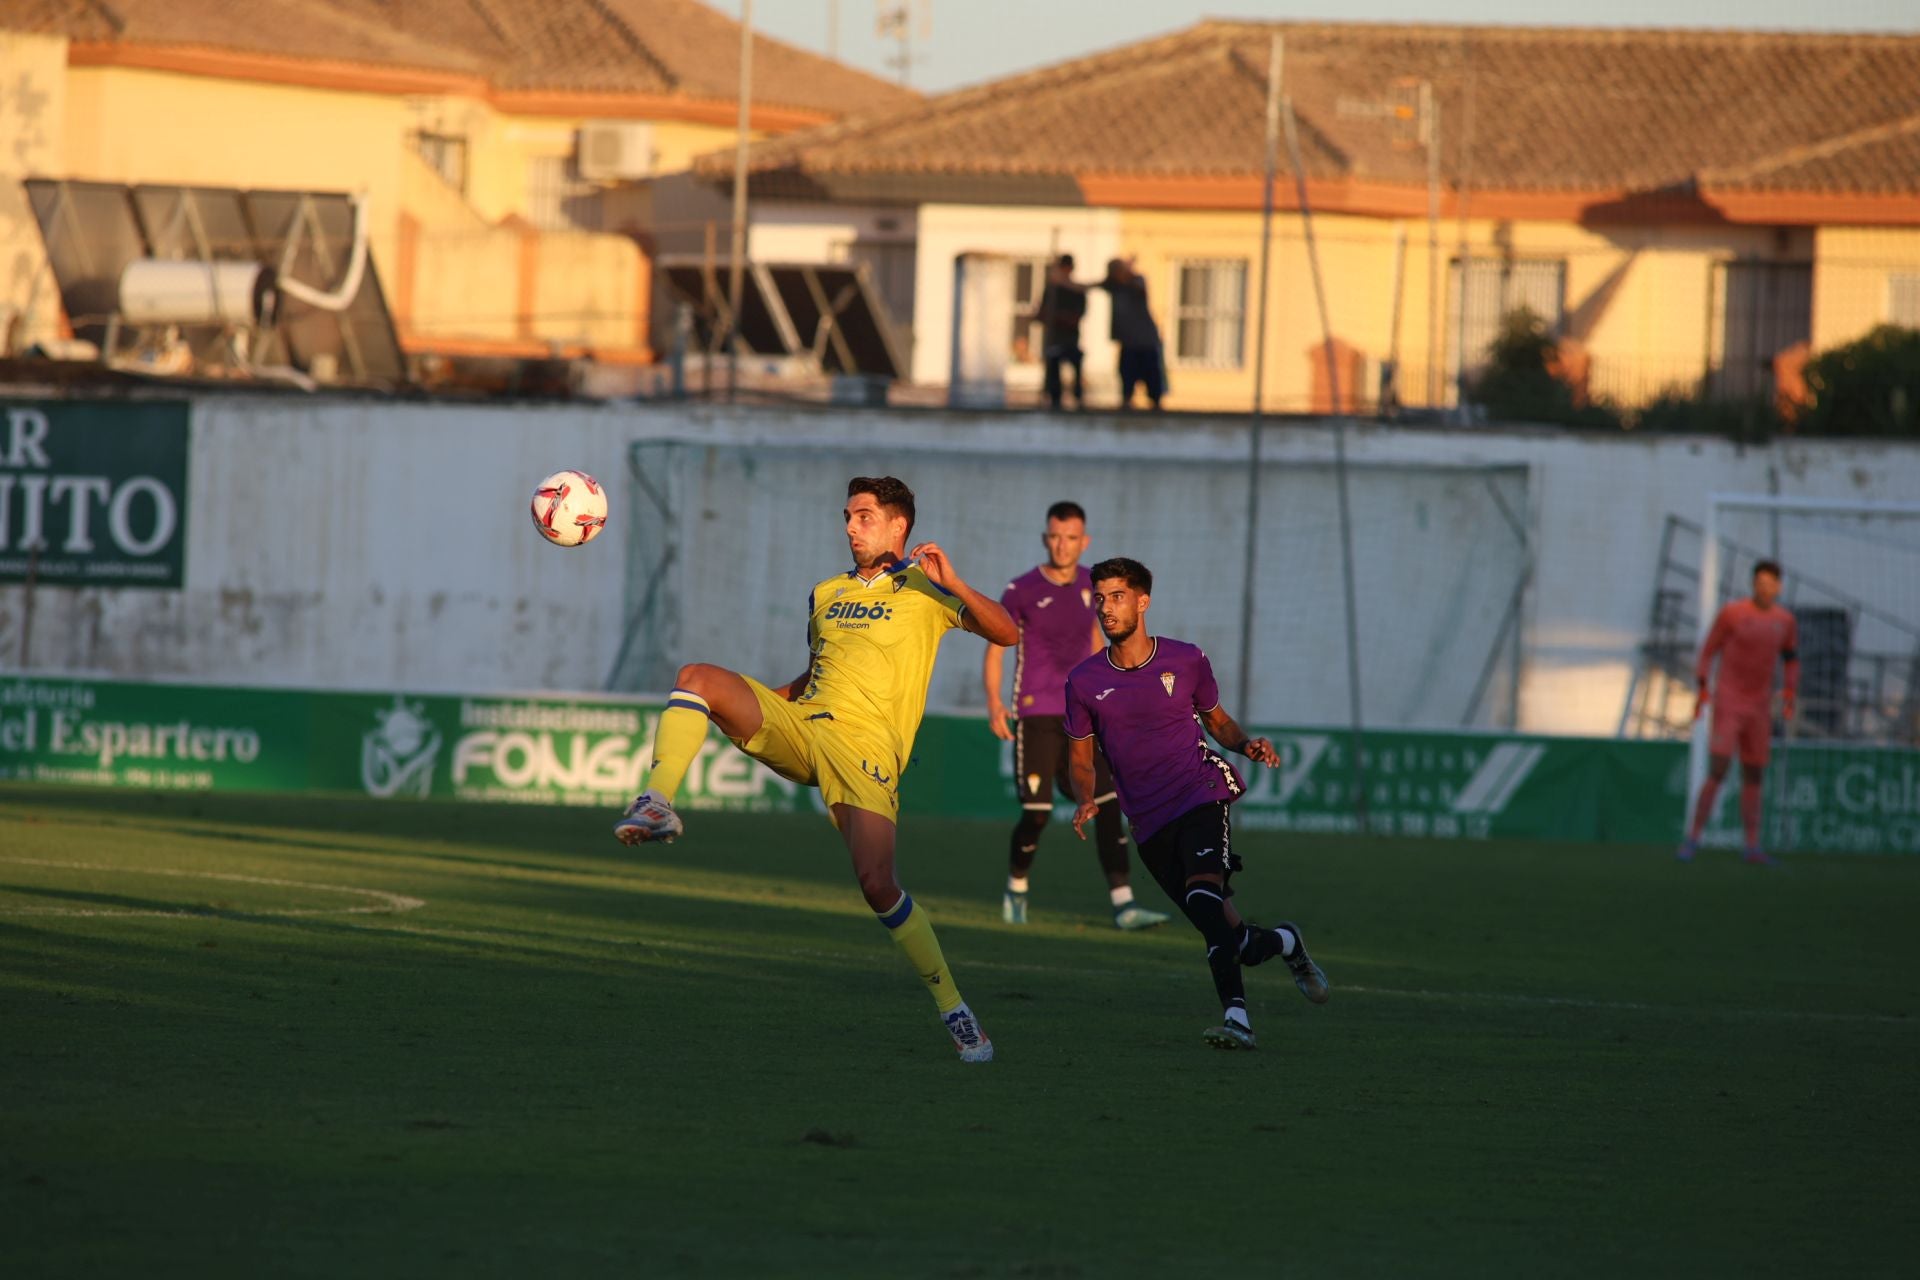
[613,790,684,845]
[944,1003,994,1063]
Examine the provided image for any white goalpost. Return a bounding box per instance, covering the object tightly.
[1689,493,1920,854]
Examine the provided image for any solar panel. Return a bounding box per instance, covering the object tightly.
[23,178,406,386]
[659,255,905,380]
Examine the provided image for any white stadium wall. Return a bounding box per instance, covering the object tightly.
[3,393,1918,737]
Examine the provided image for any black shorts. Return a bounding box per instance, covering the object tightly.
[1015,715,1114,809]
[1135,801,1244,902]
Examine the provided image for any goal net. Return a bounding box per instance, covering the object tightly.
[1689,494,1920,855]
[606,436,1531,733]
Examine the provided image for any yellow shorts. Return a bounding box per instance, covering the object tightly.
[732,677,900,824]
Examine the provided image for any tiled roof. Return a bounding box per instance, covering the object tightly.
[703,21,1920,199]
[1,0,917,119]
[1699,113,1920,194]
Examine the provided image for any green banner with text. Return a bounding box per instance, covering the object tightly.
[3,676,1916,853]
[0,400,190,588]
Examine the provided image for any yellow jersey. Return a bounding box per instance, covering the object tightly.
[795,560,967,769]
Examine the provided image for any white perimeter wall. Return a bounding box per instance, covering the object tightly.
[6,394,1919,736]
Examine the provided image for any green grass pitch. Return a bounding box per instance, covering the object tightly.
[2,785,1915,1278]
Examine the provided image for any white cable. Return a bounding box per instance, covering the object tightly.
[276,193,370,313]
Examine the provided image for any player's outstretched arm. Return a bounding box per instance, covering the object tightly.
[1201,704,1280,767]
[1068,735,1101,838]
[911,542,1019,646]
[982,643,1013,739]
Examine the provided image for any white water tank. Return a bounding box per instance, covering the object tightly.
[118,260,277,326]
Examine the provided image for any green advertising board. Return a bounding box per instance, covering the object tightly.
[0,399,191,588]
[1230,729,1690,845]
[3,676,1916,853]
[1695,743,1920,855]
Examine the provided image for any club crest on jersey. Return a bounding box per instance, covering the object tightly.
[1081,589,1092,608]
[1161,673,1176,697]
[892,575,909,591]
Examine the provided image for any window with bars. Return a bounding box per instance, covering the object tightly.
[1708,260,1812,401]
[409,131,468,196]
[1445,257,1567,382]
[525,154,604,232]
[1009,257,1050,364]
[1172,259,1248,367]
[1889,273,1920,327]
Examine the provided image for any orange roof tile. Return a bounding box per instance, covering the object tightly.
[703,21,1920,206]
[1,0,917,121]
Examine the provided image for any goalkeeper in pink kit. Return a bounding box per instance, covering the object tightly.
[1678,560,1800,865]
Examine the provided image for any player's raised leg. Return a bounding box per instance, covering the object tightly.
[1234,915,1330,1003]
[615,662,766,845]
[838,805,992,1062]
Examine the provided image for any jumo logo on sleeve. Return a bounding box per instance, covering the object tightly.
[0,401,190,588]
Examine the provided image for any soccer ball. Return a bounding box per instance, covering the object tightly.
[530,469,608,547]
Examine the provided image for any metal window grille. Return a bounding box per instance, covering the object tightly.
[1009,257,1049,365]
[1446,257,1566,380]
[1707,260,1812,401]
[1889,272,1920,327]
[1172,259,1248,368]
[408,131,468,195]
[525,155,603,232]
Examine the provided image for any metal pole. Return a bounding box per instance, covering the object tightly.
[1450,73,1475,417]
[1688,498,1721,838]
[727,0,755,402]
[1281,84,1369,828]
[1422,82,1441,408]
[1384,224,1406,413]
[1237,31,1282,716]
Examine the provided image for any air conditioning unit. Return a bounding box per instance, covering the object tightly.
[577,122,656,182]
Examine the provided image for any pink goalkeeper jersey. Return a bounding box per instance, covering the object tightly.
[1698,599,1799,711]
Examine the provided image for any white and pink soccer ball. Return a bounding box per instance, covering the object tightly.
[530,469,608,547]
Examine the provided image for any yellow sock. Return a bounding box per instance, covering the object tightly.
[644,691,711,804]
[877,893,963,1014]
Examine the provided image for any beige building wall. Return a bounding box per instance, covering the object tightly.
[531,230,647,351]
[1812,226,1920,349]
[404,94,744,227]
[0,32,69,352]
[1118,205,1804,413]
[1118,208,1401,413]
[63,65,409,278]
[32,61,660,356]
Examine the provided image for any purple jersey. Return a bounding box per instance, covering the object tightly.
[1064,637,1246,842]
[1001,565,1097,718]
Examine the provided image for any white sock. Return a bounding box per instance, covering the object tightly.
[1225,1007,1252,1030]
[1109,886,1135,909]
[1277,928,1298,957]
[1007,876,1030,894]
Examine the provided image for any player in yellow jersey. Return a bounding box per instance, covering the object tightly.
[613,476,1020,1063]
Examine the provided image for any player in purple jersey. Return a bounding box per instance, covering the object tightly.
[1066,557,1328,1050]
[983,502,1170,931]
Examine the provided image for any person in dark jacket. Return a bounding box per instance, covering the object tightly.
[1100,257,1165,411]
[1031,254,1088,411]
